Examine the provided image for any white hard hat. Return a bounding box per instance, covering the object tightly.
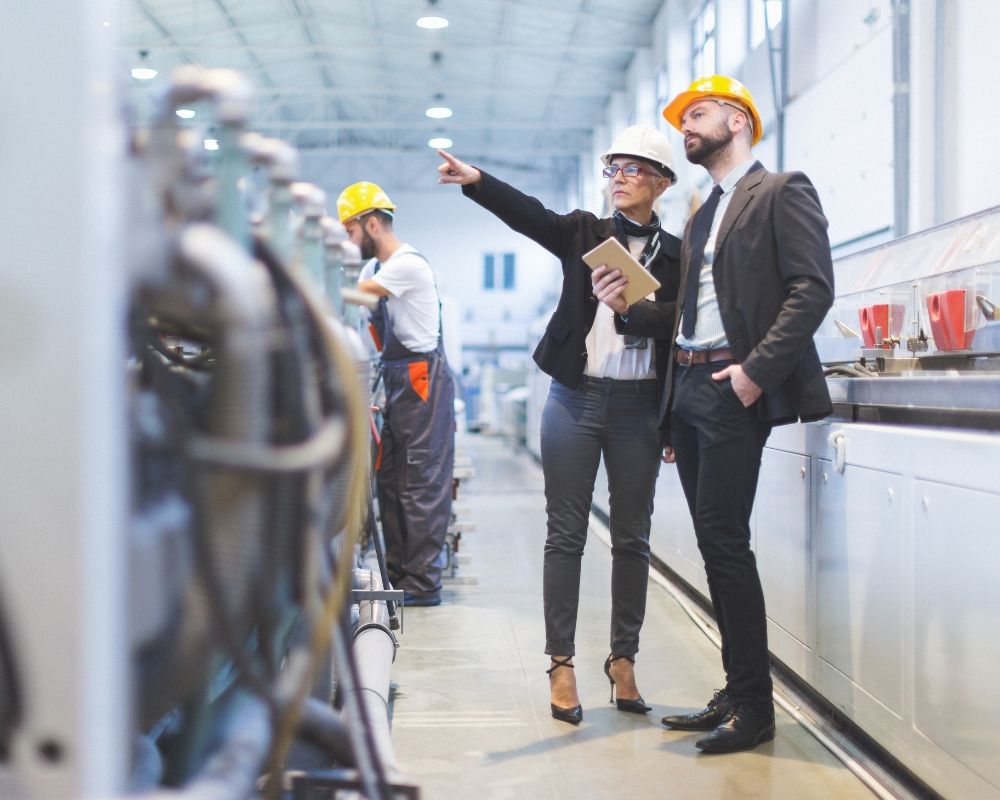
[601,125,676,183]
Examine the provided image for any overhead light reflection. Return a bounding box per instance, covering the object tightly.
[417,16,449,29]
[428,137,453,149]
[425,106,453,119]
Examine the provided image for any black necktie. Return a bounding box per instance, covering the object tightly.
[680,184,723,339]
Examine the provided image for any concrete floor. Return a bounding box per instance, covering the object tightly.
[390,434,877,800]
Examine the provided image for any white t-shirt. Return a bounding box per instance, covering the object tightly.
[584,235,656,380]
[360,243,441,354]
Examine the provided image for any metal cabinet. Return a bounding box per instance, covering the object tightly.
[815,460,904,718]
[756,448,813,655]
[630,419,1000,800]
[912,480,1000,791]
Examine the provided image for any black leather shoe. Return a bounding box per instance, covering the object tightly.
[695,705,775,754]
[661,689,732,731]
[403,589,441,607]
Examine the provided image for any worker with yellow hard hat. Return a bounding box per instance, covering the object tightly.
[336,180,454,608]
[593,75,835,754]
[661,74,764,147]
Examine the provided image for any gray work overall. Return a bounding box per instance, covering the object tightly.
[370,268,455,596]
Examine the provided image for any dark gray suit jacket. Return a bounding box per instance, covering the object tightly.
[617,166,835,432]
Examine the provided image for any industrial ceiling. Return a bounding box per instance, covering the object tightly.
[118,0,666,198]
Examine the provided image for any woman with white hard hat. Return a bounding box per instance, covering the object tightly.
[437,125,680,725]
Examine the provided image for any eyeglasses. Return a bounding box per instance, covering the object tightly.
[602,164,660,179]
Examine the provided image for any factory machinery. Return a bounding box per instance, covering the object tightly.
[0,59,416,800]
[576,207,1000,798]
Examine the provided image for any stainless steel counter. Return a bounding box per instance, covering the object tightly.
[827,374,1000,412]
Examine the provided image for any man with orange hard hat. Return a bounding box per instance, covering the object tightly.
[593,75,835,753]
[336,181,454,607]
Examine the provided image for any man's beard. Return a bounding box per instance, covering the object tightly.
[360,229,377,260]
[685,123,733,166]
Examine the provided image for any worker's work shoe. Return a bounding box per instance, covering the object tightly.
[403,589,442,607]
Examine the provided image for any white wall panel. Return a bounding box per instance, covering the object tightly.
[783,27,894,247]
[627,47,657,128]
[945,0,1000,219]
[789,0,893,96]
[717,0,748,77]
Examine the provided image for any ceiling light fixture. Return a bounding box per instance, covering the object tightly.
[417,16,448,29]
[204,139,220,151]
[428,136,453,149]
[131,49,157,80]
[425,106,453,119]
[176,109,196,119]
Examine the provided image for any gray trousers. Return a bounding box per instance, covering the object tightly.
[379,351,455,595]
[540,377,662,657]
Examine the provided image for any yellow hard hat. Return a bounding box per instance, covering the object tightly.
[336,181,396,223]
[662,75,763,146]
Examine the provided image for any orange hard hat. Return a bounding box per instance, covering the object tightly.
[662,75,763,146]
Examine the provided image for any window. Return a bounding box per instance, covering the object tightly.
[483,253,495,290]
[502,253,516,290]
[691,0,717,78]
[655,65,671,114]
[483,252,516,290]
[750,0,783,49]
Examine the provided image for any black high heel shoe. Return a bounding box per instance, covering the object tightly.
[546,656,583,725]
[604,654,652,714]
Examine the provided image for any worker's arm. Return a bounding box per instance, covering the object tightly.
[357,278,391,298]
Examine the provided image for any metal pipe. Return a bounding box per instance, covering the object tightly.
[177,224,275,637]
[764,0,787,171]
[291,182,327,290]
[134,693,271,800]
[892,0,912,237]
[350,568,399,778]
[128,734,165,792]
[136,223,278,714]
[321,216,347,320]
[933,0,945,225]
[243,135,300,264]
[296,698,355,766]
[329,622,384,799]
[779,0,789,172]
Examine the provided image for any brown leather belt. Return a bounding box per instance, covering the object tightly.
[674,347,734,366]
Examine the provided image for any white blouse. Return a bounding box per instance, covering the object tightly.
[584,235,656,380]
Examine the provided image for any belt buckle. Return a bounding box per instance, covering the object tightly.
[678,349,694,366]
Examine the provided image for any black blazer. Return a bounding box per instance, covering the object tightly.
[463,171,681,399]
[617,166,835,430]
